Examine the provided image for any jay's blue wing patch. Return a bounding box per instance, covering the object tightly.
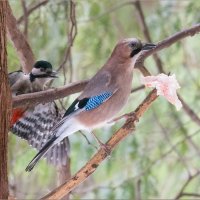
[85,92,112,111]
[63,92,112,117]
[51,91,113,137]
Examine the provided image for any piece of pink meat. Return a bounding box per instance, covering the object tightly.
[141,73,182,110]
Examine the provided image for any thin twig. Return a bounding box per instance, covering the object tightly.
[178,94,200,126]
[17,0,49,24]
[21,0,28,38]
[174,171,200,200]
[131,85,145,93]
[180,193,200,197]
[79,131,98,151]
[78,0,135,23]
[152,109,191,175]
[57,0,77,72]
[134,0,164,73]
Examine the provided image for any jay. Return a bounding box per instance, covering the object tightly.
[26,38,156,171]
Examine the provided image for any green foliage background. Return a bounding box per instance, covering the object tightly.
[8,0,200,199]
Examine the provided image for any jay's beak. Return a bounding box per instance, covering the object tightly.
[142,43,156,51]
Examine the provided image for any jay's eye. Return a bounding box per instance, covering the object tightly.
[129,42,137,49]
[40,68,45,72]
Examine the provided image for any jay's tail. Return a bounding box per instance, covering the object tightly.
[25,116,83,172]
[25,135,58,172]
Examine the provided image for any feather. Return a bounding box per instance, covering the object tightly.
[26,117,83,171]
[85,92,113,110]
[11,102,70,167]
[25,135,58,172]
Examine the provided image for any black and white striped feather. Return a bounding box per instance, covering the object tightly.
[11,102,70,167]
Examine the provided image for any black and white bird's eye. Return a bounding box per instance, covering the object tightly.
[40,68,45,72]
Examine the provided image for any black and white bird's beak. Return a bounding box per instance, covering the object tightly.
[142,43,156,51]
[47,70,58,78]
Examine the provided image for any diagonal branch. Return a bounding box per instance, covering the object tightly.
[13,80,88,108]
[178,95,200,126]
[41,89,158,199]
[6,2,35,73]
[135,23,200,68]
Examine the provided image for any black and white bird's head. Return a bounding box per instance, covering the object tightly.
[112,38,156,66]
[30,60,58,82]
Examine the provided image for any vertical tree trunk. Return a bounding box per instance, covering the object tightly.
[0,0,11,199]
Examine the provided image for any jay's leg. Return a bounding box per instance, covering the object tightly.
[90,131,111,155]
[108,111,139,124]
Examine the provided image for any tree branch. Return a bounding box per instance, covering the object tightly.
[178,94,200,126]
[179,193,200,198]
[6,2,35,73]
[21,0,29,38]
[134,0,164,73]
[13,80,88,108]
[135,23,200,68]
[41,89,158,199]
[174,171,200,200]
[17,0,49,24]
[57,0,77,73]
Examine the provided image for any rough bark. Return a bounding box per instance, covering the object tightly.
[0,1,11,199]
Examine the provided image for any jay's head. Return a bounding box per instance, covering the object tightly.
[112,38,156,62]
[31,60,58,79]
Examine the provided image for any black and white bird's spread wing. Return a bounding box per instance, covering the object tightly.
[11,102,70,167]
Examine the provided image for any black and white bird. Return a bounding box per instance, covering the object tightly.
[9,60,57,96]
[10,60,70,167]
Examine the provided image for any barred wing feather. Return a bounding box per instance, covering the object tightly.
[11,102,70,167]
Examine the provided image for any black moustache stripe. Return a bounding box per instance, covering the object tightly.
[30,73,51,82]
[130,48,142,57]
